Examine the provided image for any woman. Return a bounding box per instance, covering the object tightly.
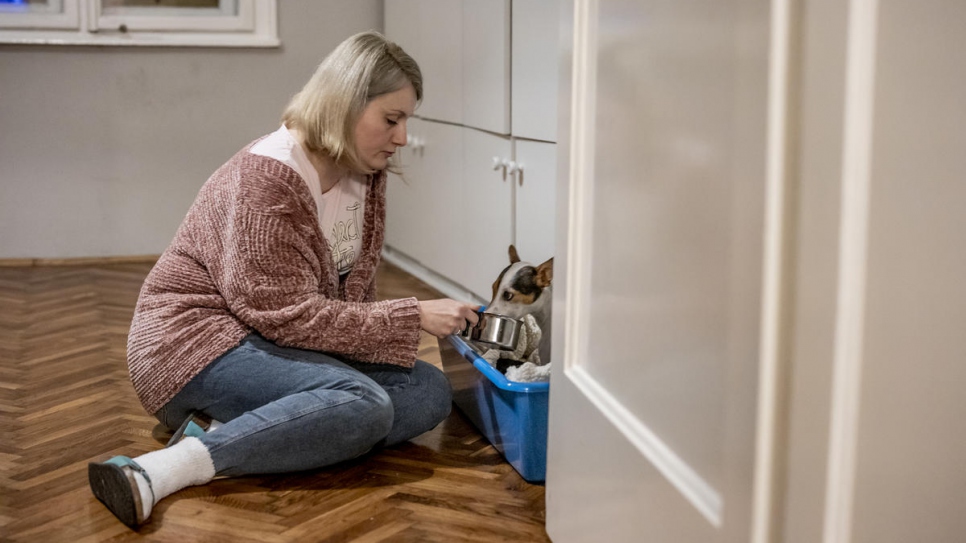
[88,31,480,529]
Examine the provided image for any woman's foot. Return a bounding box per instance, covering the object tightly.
[88,456,155,529]
[89,437,216,529]
[166,411,222,447]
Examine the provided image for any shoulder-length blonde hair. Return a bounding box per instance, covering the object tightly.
[282,31,422,175]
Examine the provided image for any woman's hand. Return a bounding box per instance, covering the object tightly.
[417,299,481,339]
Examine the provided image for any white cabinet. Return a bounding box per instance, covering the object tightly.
[385,118,465,281]
[385,0,558,139]
[461,130,514,300]
[511,0,561,142]
[384,121,425,255]
[462,0,511,134]
[385,0,509,133]
[385,0,464,124]
[386,123,515,301]
[513,139,557,265]
[417,121,466,281]
[384,0,559,301]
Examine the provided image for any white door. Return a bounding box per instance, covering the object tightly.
[548,0,966,541]
[546,1,773,541]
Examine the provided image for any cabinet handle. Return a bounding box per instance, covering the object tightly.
[508,162,524,185]
[492,156,510,179]
[492,157,522,181]
[409,136,424,154]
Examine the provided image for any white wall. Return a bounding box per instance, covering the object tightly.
[0,0,382,259]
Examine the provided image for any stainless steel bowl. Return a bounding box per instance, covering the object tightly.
[460,311,522,350]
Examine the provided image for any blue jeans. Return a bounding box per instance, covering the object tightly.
[154,334,452,477]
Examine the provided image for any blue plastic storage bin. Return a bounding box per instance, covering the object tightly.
[438,334,549,483]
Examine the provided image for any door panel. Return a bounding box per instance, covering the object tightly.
[546,0,770,541]
[584,0,741,491]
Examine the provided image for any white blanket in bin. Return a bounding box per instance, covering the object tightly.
[480,314,551,383]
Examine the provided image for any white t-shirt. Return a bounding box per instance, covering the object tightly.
[251,125,368,275]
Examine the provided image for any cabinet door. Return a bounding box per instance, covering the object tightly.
[385,118,428,260]
[414,120,465,281]
[462,129,513,301]
[511,0,561,142]
[513,139,557,266]
[385,0,463,124]
[386,118,464,275]
[384,1,420,70]
[462,0,511,134]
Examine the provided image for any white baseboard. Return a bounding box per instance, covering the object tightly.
[381,246,487,305]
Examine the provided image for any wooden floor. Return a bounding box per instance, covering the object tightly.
[0,260,550,543]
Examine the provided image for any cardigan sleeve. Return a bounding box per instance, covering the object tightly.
[198,163,421,367]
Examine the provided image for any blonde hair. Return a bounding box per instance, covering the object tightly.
[282,31,422,174]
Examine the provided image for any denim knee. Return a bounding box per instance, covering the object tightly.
[412,361,453,428]
[425,363,454,425]
[358,382,395,444]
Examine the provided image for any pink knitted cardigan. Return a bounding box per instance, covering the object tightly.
[127,141,422,414]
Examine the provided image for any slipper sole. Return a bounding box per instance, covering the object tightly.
[88,462,141,529]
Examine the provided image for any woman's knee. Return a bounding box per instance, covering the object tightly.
[414,361,453,425]
[357,382,395,442]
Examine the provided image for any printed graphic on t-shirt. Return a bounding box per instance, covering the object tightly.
[329,201,362,274]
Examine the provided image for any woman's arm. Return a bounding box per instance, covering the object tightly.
[200,166,421,366]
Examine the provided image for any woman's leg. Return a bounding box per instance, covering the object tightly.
[346,359,453,447]
[159,334,396,476]
[91,333,451,528]
[91,333,395,528]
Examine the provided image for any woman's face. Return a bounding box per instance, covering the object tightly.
[354,82,417,172]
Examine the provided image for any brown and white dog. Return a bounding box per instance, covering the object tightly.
[485,245,553,366]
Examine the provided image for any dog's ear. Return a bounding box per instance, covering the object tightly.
[508,245,521,264]
[535,257,554,288]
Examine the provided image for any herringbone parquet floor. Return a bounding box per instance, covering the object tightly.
[0,260,550,543]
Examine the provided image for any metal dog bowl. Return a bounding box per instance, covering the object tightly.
[460,311,522,350]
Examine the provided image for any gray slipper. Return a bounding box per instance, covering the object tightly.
[88,456,154,529]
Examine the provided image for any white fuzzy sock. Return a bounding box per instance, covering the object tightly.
[131,436,216,518]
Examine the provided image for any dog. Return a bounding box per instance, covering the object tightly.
[485,245,553,370]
